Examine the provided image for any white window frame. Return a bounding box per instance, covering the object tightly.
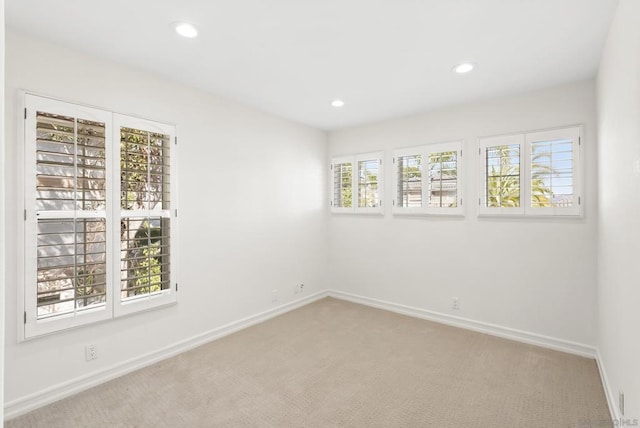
[392,141,464,216]
[20,95,115,339]
[478,126,582,217]
[18,92,178,341]
[330,151,384,215]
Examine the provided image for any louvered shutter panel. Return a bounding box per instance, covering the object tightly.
[35,112,109,317]
[114,115,176,315]
[393,143,462,215]
[479,134,525,216]
[332,161,353,208]
[485,144,521,207]
[526,126,581,216]
[24,96,113,338]
[397,154,422,208]
[357,159,379,208]
[428,151,457,208]
[425,141,463,214]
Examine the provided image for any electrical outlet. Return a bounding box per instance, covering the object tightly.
[272,289,279,303]
[85,344,97,361]
[300,283,304,293]
[452,297,460,310]
[619,390,625,415]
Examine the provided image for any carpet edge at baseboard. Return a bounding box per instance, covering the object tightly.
[595,349,621,422]
[327,290,597,358]
[4,290,329,420]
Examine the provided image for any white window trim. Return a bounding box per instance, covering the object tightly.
[18,92,178,341]
[330,151,384,215]
[392,141,464,216]
[478,126,583,217]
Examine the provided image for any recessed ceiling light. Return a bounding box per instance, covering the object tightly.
[175,22,198,38]
[453,63,475,74]
[331,99,345,108]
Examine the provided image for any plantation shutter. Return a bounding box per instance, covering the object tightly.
[357,159,378,208]
[525,126,581,216]
[356,154,383,210]
[331,161,353,208]
[113,115,177,316]
[331,152,383,214]
[425,142,463,214]
[21,94,179,339]
[479,134,525,216]
[396,154,422,208]
[393,142,463,215]
[24,96,113,338]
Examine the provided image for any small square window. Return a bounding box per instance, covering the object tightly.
[330,152,383,214]
[393,142,463,215]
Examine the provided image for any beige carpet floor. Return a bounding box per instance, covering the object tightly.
[7,298,611,428]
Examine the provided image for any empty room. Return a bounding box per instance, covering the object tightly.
[0,0,638,426]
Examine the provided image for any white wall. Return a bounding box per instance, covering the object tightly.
[328,80,598,347]
[3,30,328,412]
[597,0,640,420]
[3,21,613,420]
[0,0,6,425]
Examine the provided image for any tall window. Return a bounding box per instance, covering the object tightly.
[21,94,177,339]
[392,142,463,215]
[330,152,383,214]
[479,126,581,216]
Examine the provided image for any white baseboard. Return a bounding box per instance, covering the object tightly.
[328,290,597,358]
[4,291,329,420]
[596,349,620,421]
[6,289,607,420]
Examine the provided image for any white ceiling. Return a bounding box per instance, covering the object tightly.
[6,0,618,131]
